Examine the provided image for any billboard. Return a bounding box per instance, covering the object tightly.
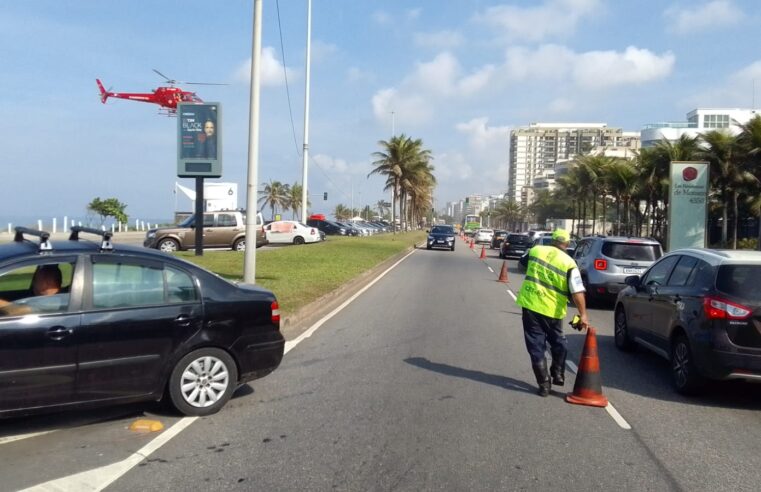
[668,161,709,251]
[177,103,222,178]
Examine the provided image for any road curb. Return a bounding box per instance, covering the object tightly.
[279,240,423,341]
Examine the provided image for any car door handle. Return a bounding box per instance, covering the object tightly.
[47,326,73,340]
[174,315,193,327]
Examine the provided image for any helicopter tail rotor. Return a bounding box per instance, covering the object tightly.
[95,79,110,103]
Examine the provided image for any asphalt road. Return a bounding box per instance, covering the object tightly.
[2,236,760,491]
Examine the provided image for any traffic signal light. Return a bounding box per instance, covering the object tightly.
[323,192,328,200]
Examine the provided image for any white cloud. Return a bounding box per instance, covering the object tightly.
[407,8,422,21]
[456,117,511,152]
[234,46,295,86]
[474,0,601,43]
[347,67,374,84]
[372,88,433,127]
[504,44,675,89]
[434,152,474,181]
[549,97,575,113]
[665,0,742,34]
[312,40,338,63]
[372,10,392,25]
[681,59,761,108]
[413,30,465,50]
[312,154,348,173]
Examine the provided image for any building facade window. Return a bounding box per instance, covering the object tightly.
[704,114,729,128]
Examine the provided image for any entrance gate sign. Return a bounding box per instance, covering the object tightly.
[668,161,709,251]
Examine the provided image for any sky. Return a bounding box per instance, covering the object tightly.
[2,0,761,223]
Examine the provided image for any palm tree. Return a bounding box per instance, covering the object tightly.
[258,180,289,220]
[370,134,433,233]
[605,159,639,235]
[333,204,351,221]
[285,182,306,220]
[494,199,525,231]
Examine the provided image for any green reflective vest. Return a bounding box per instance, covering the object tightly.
[516,245,577,319]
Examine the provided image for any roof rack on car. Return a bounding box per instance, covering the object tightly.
[14,227,52,252]
[69,226,113,251]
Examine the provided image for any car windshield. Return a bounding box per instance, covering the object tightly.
[716,265,761,299]
[602,242,661,261]
[431,226,453,234]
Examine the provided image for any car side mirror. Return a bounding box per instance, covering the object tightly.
[426,229,430,233]
[624,275,640,287]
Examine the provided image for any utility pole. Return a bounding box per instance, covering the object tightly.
[243,0,263,284]
[300,0,313,224]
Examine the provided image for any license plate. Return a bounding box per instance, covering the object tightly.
[624,268,644,274]
[437,240,444,243]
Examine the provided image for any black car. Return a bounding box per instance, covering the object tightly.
[490,230,508,249]
[614,248,761,394]
[307,218,349,236]
[334,221,360,236]
[517,236,577,269]
[499,233,532,259]
[0,227,284,418]
[426,225,456,251]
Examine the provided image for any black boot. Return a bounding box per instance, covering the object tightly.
[550,352,567,387]
[532,361,551,397]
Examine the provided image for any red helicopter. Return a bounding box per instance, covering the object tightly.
[96,70,225,115]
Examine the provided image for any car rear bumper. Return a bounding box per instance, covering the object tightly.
[235,333,285,383]
[693,340,761,381]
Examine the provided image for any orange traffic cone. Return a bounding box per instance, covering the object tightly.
[479,245,486,259]
[469,239,474,249]
[497,261,509,283]
[566,327,608,407]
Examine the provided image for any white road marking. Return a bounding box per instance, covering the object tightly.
[566,360,578,373]
[507,289,517,300]
[487,267,494,273]
[22,417,198,492]
[0,430,55,446]
[605,402,632,430]
[23,248,419,491]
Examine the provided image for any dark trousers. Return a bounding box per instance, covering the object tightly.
[522,308,567,367]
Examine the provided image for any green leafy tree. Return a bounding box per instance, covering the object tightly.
[258,180,289,220]
[87,197,128,225]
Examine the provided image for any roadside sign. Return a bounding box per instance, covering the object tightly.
[177,103,222,178]
[668,161,709,251]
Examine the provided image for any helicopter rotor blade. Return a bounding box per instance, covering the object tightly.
[152,69,176,85]
[183,82,229,86]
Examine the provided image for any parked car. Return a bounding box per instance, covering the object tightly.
[264,221,321,245]
[499,233,532,259]
[0,227,284,418]
[574,235,663,303]
[474,228,494,244]
[490,230,508,249]
[426,225,456,251]
[334,221,361,236]
[144,210,266,252]
[614,248,761,394]
[518,236,577,269]
[307,218,350,236]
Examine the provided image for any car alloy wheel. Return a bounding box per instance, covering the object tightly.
[293,236,305,245]
[169,348,238,416]
[158,239,179,252]
[233,238,246,251]
[670,335,703,394]
[614,307,634,351]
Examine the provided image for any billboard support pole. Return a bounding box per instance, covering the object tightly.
[195,177,204,256]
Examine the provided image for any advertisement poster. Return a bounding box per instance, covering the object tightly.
[180,104,218,159]
[668,161,709,251]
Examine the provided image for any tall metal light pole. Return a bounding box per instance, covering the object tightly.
[300,0,313,224]
[243,0,263,284]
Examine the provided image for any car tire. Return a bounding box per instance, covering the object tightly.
[293,236,305,245]
[158,238,180,253]
[168,347,238,417]
[232,238,246,251]
[614,306,635,351]
[670,334,704,395]
[426,245,432,250]
[451,246,455,251]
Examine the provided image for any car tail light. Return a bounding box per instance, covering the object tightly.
[594,259,608,270]
[310,228,316,235]
[703,296,751,320]
[271,301,281,325]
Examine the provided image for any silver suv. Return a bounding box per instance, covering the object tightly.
[573,236,663,303]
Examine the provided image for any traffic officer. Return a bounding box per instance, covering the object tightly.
[515,229,589,396]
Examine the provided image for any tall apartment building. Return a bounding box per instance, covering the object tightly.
[508,123,640,207]
[641,107,760,147]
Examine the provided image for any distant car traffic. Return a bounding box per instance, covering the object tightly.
[499,233,531,259]
[518,236,577,269]
[0,227,284,418]
[264,221,321,245]
[574,235,663,303]
[490,230,508,249]
[614,248,761,393]
[474,228,494,244]
[426,225,456,251]
[307,218,349,236]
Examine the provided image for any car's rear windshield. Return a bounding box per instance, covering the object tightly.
[716,265,761,299]
[431,226,454,234]
[602,242,661,261]
[507,234,530,243]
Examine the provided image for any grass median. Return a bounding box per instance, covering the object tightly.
[177,231,425,316]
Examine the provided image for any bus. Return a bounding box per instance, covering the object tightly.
[462,214,482,236]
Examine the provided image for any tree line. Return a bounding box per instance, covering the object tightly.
[489,116,761,248]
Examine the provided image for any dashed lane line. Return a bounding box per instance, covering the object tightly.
[564,360,632,430]
[487,266,494,273]
[0,431,56,446]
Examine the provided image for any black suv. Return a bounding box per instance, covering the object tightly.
[491,230,508,249]
[614,248,761,393]
[499,233,531,259]
[0,227,284,418]
[426,225,456,251]
[307,219,349,236]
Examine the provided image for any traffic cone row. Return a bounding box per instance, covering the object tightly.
[479,245,486,259]
[566,327,608,407]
